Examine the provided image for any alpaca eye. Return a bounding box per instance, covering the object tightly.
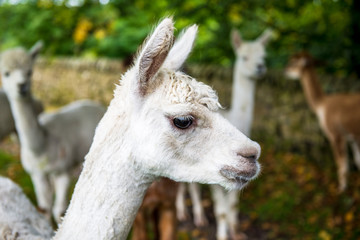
[173,116,193,129]
[242,56,248,61]
[4,71,10,77]
[27,70,32,77]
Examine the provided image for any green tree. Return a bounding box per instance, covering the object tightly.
[0,0,358,78]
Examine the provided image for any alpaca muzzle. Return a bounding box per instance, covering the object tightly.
[18,83,29,96]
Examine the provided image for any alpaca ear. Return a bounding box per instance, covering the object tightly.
[231,29,242,51]
[136,18,174,96]
[29,41,44,60]
[257,29,273,45]
[162,25,198,71]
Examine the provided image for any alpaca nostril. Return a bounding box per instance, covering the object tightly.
[237,152,257,162]
[245,154,257,161]
[236,147,259,163]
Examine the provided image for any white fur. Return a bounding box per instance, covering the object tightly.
[162,25,198,70]
[0,44,106,223]
[0,19,261,239]
[176,182,208,226]
[176,181,188,221]
[0,176,53,240]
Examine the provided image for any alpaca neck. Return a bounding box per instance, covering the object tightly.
[300,67,324,112]
[8,95,46,152]
[228,60,256,135]
[54,105,154,239]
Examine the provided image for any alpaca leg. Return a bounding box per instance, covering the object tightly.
[132,210,148,240]
[176,182,189,221]
[158,206,176,240]
[330,135,348,192]
[211,184,228,240]
[189,182,208,227]
[52,172,71,223]
[226,190,247,240]
[31,173,53,220]
[350,139,360,170]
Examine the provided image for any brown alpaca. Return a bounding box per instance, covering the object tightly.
[132,178,179,240]
[285,52,360,192]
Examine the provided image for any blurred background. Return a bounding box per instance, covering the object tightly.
[1,0,360,239]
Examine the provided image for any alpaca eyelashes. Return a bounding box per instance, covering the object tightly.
[4,71,10,77]
[173,116,194,129]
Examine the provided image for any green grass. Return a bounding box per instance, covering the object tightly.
[0,149,36,203]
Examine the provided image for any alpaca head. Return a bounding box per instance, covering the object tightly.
[110,18,261,190]
[231,29,272,78]
[285,51,316,80]
[0,41,43,99]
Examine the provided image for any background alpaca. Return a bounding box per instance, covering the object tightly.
[0,89,43,141]
[0,42,106,223]
[285,52,360,192]
[210,29,272,240]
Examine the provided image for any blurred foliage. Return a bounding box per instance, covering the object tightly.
[1,0,360,77]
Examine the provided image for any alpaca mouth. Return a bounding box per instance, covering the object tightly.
[220,165,258,188]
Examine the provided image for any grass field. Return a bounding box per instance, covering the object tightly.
[1,58,359,239]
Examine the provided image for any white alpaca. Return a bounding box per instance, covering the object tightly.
[0,42,106,223]
[0,89,43,140]
[210,29,272,240]
[0,18,261,239]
